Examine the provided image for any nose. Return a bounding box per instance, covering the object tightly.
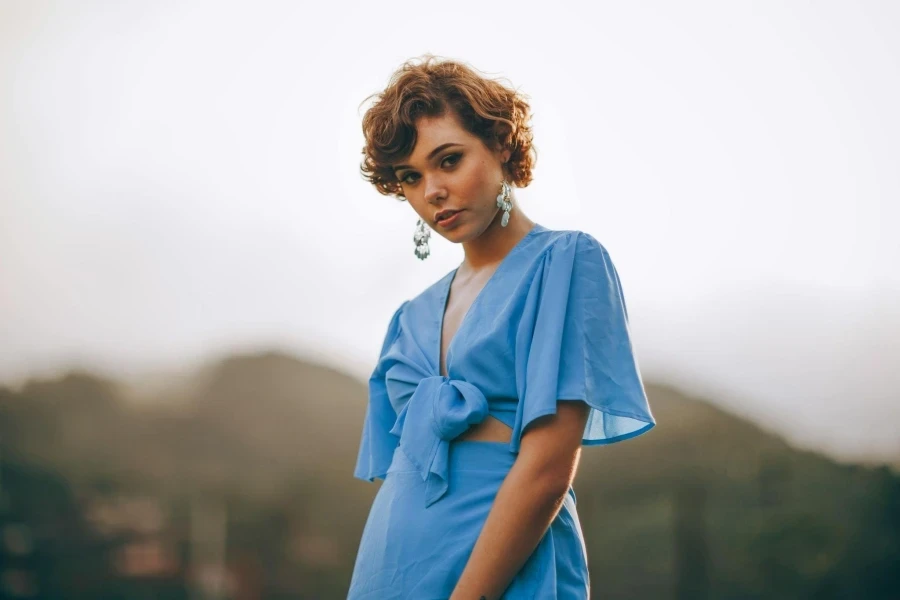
[423,174,447,205]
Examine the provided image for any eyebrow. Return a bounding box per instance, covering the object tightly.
[392,143,463,172]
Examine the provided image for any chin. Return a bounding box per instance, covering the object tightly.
[439,229,464,243]
[443,225,473,243]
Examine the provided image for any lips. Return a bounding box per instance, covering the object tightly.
[435,209,460,223]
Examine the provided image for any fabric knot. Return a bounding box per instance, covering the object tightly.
[388,375,488,507]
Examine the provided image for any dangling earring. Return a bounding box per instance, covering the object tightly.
[414,217,431,260]
[496,180,512,227]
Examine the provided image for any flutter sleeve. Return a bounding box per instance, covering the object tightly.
[511,232,656,452]
[354,300,408,482]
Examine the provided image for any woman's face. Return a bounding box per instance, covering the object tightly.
[392,111,510,243]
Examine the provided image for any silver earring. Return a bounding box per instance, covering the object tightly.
[414,218,431,260]
[496,180,512,227]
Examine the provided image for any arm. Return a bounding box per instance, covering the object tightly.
[449,399,591,600]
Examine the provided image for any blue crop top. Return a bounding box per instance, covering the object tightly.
[354,224,656,507]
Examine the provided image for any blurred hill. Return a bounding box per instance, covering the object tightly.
[639,282,900,465]
[0,351,897,599]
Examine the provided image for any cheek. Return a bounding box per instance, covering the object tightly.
[410,202,430,220]
[456,160,494,200]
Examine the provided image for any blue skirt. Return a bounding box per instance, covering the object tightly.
[349,440,590,599]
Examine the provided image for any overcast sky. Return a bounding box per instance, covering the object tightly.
[1,1,898,463]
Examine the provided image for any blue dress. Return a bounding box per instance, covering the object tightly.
[349,223,656,599]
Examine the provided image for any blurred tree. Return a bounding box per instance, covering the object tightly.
[673,476,709,600]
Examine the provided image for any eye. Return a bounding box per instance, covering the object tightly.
[400,172,420,185]
[442,153,461,168]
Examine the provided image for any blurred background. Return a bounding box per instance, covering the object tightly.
[1,1,898,598]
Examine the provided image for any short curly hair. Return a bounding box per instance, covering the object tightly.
[360,55,537,198]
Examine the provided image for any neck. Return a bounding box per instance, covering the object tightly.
[459,199,536,271]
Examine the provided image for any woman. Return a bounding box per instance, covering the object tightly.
[349,55,656,599]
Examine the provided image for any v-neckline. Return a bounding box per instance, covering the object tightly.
[437,223,543,377]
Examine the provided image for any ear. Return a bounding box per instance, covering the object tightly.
[501,148,511,164]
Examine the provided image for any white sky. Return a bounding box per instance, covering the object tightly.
[1,1,898,463]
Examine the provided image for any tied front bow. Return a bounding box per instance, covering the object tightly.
[389,375,488,507]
